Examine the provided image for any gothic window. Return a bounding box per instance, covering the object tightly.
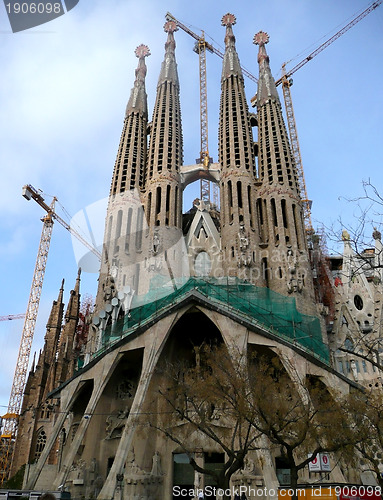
[114,210,123,254]
[34,428,47,461]
[165,185,171,225]
[345,338,354,352]
[248,185,254,229]
[262,257,269,287]
[228,181,233,223]
[155,186,162,225]
[236,181,243,209]
[135,208,143,251]
[125,208,133,254]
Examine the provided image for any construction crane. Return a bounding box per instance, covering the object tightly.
[274,0,382,232]
[0,314,25,322]
[0,185,101,486]
[169,0,381,229]
[0,197,55,485]
[194,30,213,205]
[22,185,101,261]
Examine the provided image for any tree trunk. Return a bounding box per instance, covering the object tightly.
[290,466,299,500]
[217,473,232,500]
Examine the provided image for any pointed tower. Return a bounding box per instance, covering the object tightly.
[139,20,186,293]
[54,269,81,387]
[110,44,150,197]
[144,20,183,230]
[10,281,65,475]
[253,32,316,311]
[96,45,150,310]
[218,13,257,279]
[43,279,64,364]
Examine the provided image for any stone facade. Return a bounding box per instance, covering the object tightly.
[11,13,383,500]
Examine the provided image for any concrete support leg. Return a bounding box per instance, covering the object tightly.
[97,314,177,500]
[53,355,119,490]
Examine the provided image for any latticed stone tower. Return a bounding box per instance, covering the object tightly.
[218,14,258,281]
[253,31,316,312]
[95,45,150,310]
[144,21,183,230]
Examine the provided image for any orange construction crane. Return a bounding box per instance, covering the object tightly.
[274,0,382,233]
[0,185,101,485]
[169,1,381,231]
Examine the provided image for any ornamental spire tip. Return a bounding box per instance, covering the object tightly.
[253,31,269,46]
[135,44,150,59]
[164,20,178,34]
[221,13,236,27]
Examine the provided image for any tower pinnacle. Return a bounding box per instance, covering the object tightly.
[253,31,279,105]
[221,13,242,81]
[126,44,150,116]
[158,21,179,85]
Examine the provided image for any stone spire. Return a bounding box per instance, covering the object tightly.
[254,31,280,106]
[253,32,316,310]
[253,31,300,194]
[64,267,81,323]
[219,13,257,280]
[96,46,151,309]
[145,20,183,229]
[54,269,81,387]
[221,13,243,81]
[44,279,65,363]
[110,44,150,196]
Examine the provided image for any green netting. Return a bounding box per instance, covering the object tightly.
[97,277,329,363]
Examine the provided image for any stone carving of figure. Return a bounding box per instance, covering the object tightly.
[151,451,163,476]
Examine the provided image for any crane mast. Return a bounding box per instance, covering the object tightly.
[194,32,213,204]
[281,65,313,232]
[0,205,54,485]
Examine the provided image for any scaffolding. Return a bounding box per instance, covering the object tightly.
[96,277,328,364]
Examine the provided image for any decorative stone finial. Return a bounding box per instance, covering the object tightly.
[373,227,382,241]
[253,31,269,46]
[221,13,236,27]
[342,229,350,241]
[135,44,150,59]
[164,20,178,34]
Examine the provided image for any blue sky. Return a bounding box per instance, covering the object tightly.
[0,0,382,410]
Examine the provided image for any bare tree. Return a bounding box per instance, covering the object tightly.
[150,344,262,499]
[243,358,358,500]
[150,344,357,500]
[345,388,383,488]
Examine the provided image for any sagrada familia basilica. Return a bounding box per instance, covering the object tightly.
[7,12,383,500]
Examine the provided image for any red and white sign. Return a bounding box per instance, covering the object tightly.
[308,454,321,472]
[308,453,331,472]
[320,453,331,472]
